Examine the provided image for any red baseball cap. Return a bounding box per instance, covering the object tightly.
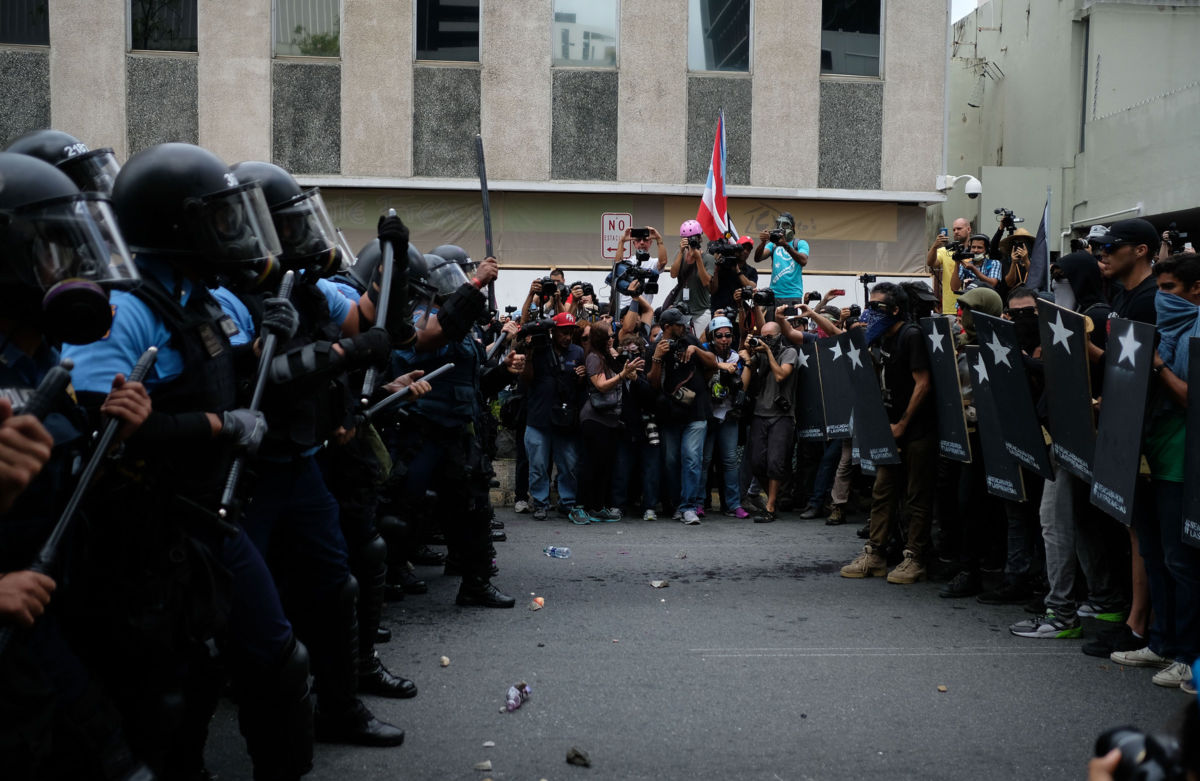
[552,312,577,327]
[737,235,754,246]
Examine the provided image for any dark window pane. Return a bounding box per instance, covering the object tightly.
[416,0,479,62]
[0,0,49,46]
[275,0,340,57]
[689,0,750,72]
[130,0,198,52]
[820,0,881,77]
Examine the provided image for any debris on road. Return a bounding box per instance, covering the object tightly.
[530,596,545,610]
[474,760,492,771]
[937,685,948,693]
[566,747,591,767]
[650,580,669,588]
[676,551,687,559]
[440,656,450,667]
[505,681,532,712]
[483,741,495,748]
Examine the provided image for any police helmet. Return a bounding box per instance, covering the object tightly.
[0,152,139,344]
[112,143,281,290]
[425,253,469,298]
[230,160,341,279]
[6,128,122,197]
[349,238,425,295]
[431,243,476,275]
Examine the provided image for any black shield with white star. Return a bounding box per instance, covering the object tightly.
[794,341,827,441]
[1090,318,1155,526]
[1038,301,1096,481]
[973,312,1054,480]
[920,316,971,463]
[844,329,900,466]
[1183,338,1200,548]
[816,334,854,439]
[963,344,1026,501]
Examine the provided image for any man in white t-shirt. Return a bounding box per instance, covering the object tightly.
[613,226,668,310]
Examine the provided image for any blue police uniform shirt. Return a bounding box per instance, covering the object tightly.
[62,262,193,394]
[211,286,255,347]
[766,239,810,300]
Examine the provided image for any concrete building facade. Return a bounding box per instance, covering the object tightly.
[1,0,950,304]
[941,0,1200,253]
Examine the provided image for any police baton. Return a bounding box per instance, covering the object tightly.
[218,269,295,521]
[0,350,155,656]
[360,362,454,422]
[476,134,498,313]
[485,333,508,363]
[360,208,397,406]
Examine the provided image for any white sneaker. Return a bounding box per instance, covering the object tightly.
[513,500,530,513]
[671,511,683,521]
[1153,660,1191,688]
[681,510,701,525]
[1110,646,1171,669]
[642,509,657,521]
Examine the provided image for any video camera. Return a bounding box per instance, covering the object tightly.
[858,273,877,285]
[607,262,660,296]
[517,316,557,347]
[994,207,1024,225]
[707,238,742,263]
[1166,222,1190,254]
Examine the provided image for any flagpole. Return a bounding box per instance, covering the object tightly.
[1044,184,1052,292]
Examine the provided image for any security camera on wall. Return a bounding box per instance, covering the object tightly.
[965,177,982,199]
[936,174,983,200]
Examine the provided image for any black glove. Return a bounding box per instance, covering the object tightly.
[219,409,268,454]
[376,214,410,270]
[437,283,487,343]
[261,296,299,340]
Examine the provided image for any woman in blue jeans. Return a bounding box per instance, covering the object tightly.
[579,326,642,520]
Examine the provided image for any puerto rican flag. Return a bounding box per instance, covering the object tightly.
[696,111,736,240]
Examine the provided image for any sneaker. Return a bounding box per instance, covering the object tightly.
[732,507,750,519]
[1082,624,1143,658]
[1010,610,1082,639]
[886,550,925,584]
[1111,646,1171,669]
[568,508,592,526]
[532,506,548,521]
[1078,601,1128,623]
[825,504,846,526]
[939,570,982,599]
[1183,669,1198,696]
[695,507,705,518]
[976,581,1033,605]
[599,507,622,521]
[642,509,657,522]
[798,505,821,520]
[681,509,701,525]
[513,500,531,514]
[752,510,776,524]
[1153,661,1192,688]
[671,511,683,521]
[840,545,887,579]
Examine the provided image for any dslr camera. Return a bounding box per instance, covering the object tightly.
[752,289,776,307]
[536,277,563,301]
[707,238,742,264]
[686,234,703,250]
[569,280,595,299]
[769,229,785,244]
[746,336,763,349]
[1094,725,1183,781]
[1166,222,1189,254]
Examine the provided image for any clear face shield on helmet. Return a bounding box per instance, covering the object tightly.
[188,181,282,291]
[58,148,121,197]
[426,255,470,301]
[1,193,140,343]
[270,187,341,279]
[334,228,357,273]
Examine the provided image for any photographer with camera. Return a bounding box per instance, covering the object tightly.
[520,275,566,323]
[927,217,972,315]
[999,228,1036,299]
[518,312,589,523]
[613,226,669,309]
[700,316,750,519]
[577,323,644,521]
[736,322,797,523]
[756,212,810,305]
[670,220,717,337]
[711,235,760,316]
[950,233,1001,293]
[649,307,718,524]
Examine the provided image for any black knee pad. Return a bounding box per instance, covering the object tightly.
[355,534,387,571]
[278,636,311,700]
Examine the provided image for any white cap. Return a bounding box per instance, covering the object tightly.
[1086,225,1109,241]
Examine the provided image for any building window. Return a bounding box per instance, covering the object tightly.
[688,0,750,72]
[551,0,616,68]
[130,0,198,52]
[275,0,340,57]
[0,0,49,46]
[416,0,479,62]
[820,0,881,77]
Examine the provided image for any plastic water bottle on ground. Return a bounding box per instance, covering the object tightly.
[506,681,532,712]
[544,546,570,559]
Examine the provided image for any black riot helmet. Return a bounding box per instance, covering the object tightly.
[112,143,281,291]
[6,128,123,197]
[349,238,424,295]
[0,152,139,344]
[230,160,341,280]
[431,244,476,275]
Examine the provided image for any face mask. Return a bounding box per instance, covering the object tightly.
[974,253,987,262]
[862,309,899,345]
[1010,310,1041,353]
[762,334,782,350]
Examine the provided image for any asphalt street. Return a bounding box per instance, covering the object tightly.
[206,506,1177,780]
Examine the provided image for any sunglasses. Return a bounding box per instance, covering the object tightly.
[1100,241,1131,253]
[713,331,733,339]
[866,301,890,314]
[1004,306,1037,317]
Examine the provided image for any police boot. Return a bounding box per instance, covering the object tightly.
[456,576,516,608]
[231,636,315,781]
[309,577,405,748]
[359,651,417,699]
[351,535,417,700]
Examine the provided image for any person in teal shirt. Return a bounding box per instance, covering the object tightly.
[755,212,810,304]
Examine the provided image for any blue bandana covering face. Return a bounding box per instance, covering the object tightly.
[862,309,900,345]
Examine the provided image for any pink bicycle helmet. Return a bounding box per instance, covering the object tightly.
[679,219,704,237]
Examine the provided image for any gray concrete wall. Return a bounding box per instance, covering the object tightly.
[0,49,49,148]
[272,61,341,174]
[617,0,687,183]
[342,0,413,177]
[198,0,271,164]
[551,69,618,181]
[481,0,551,181]
[412,65,481,177]
[686,75,752,185]
[49,0,126,158]
[879,0,945,193]
[751,0,821,188]
[126,55,199,156]
[818,80,882,190]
